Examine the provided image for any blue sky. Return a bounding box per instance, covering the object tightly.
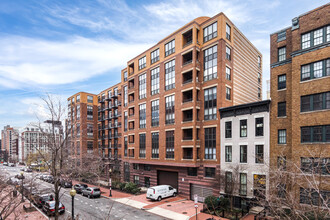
[0,0,328,130]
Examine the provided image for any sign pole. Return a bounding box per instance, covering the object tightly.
[194,194,198,220]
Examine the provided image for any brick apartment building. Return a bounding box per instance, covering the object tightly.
[97,83,123,173]
[119,13,262,200]
[270,4,329,206]
[1,125,19,162]
[67,92,98,166]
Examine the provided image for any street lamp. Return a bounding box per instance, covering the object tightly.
[20,171,24,202]
[109,168,112,197]
[70,187,76,220]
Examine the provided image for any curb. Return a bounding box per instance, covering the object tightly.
[141,198,187,210]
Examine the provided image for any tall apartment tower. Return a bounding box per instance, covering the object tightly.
[97,83,122,173]
[1,125,19,162]
[120,13,262,200]
[270,4,330,205]
[67,92,98,166]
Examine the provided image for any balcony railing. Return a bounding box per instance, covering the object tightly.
[183,59,193,66]
[183,98,193,103]
[183,154,193,160]
[183,136,193,141]
[183,117,193,122]
[182,78,193,85]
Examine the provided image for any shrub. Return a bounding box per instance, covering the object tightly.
[112,181,120,189]
[204,195,219,210]
[218,197,230,210]
[124,182,140,194]
[119,182,126,191]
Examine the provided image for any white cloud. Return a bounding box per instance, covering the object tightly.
[0,36,151,88]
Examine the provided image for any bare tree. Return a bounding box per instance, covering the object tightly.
[256,146,330,220]
[28,93,71,220]
[0,173,23,220]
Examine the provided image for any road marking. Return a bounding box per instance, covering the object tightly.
[135,216,139,219]
[100,209,103,212]
[76,198,79,201]
[112,207,116,209]
[96,207,98,209]
[90,205,92,207]
[115,215,118,218]
[85,202,88,205]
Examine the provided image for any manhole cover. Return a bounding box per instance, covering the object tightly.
[182,212,187,214]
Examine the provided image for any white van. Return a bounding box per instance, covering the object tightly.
[146,185,177,201]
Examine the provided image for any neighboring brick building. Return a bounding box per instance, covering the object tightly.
[67,92,98,166]
[120,13,262,200]
[270,3,329,206]
[1,125,19,162]
[97,83,122,174]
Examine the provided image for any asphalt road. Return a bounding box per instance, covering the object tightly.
[0,165,168,220]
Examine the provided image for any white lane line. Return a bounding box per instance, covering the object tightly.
[115,215,118,218]
[112,207,116,210]
[76,198,79,201]
[135,216,139,219]
[96,207,98,209]
[90,205,92,207]
[100,209,103,212]
[85,202,88,205]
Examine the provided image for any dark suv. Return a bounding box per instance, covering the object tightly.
[73,184,88,194]
[60,179,72,188]
[32,194,54,208]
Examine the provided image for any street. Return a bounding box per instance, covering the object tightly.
[0,165,168,220]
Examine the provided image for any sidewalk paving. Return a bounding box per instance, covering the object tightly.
[72,180,229,220]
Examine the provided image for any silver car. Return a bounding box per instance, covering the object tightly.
[82,187,101,199]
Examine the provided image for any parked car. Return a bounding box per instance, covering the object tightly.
[146,185,177,201]
[32,194,54,208]
[3,162,8,166]
[44,175,54,183]
[73,184,88,194]
[60,179,72,188]
[8,163,15,167]
[14,174,25,180]
[42,201,65,216]
[25,168,32,172]
[7,177,20,186]
[82,187,101,198]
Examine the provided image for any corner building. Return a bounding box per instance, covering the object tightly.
[120,13,262,200]
[67,92,98,166]
[270,4,330,205]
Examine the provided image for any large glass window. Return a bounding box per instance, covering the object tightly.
[300,188,330,206]
[139,73,147,99]
[240,119,247,137]
[76,105,80,120]
[226,66,231,81]
[301,59,330,81]
[165,40,175,57]
[166,131,174,159]
[278,129,287,144]
[139,56,146,70]
[152,132,159,158]
[124,71,127,81]
[255,145,264,164]
[87,124,93,137]
[124,86,128,106]
[240,173,247,195]
[226,23,231,40]
[240,145,247,163]
[301,92,329,112]
[151,48,159,64]
[151,67,160,95]
[165,60,175,90]
[278,102,286,117]
[204,87,217,120]
[255,117,264,136]
[226,46,231,60]
[87,95,93,103]
[225,145,232,162]
[301,125,330,143]
[124,111,128,131]
[151,100,159,127]
[139,134,146,158]
[301,26,330,49]
[203,22,217,42]
[278,47,286,62]
[204,45,217,81]
[226,87,231,100]
[139,104,146,128]
[301,157,329,175]
[278,74,286,90]
[225,121,232,138]
[204,167,215,178]
[165,95,175,124]
[205,127,216,159]
[225,172,232,193]
[87,105,93,120]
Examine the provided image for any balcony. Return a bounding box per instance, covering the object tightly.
[182,29,193,48]
[182,128,193,141]
[128,63,134,76]
[182,70,193,85]
[182,51,193,66]
[182,90,193,103]
[182,109,193,122]
[183,148,193,160]
[98,96,105,103]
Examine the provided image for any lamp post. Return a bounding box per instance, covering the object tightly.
[70,188,76,220]
[109,168,112,197]
[20,171,24,202]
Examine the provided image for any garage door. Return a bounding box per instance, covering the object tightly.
[157,171,178,190]
[190,184,213,202]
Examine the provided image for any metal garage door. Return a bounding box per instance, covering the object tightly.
[157,171,178,190]
[190,184,213,202]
